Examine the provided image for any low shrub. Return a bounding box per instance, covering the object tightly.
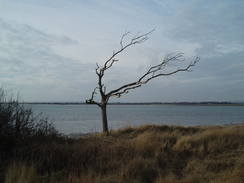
[0,87,58,182]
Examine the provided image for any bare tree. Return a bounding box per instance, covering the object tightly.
[86,30,200,132]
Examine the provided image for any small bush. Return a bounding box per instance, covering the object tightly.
[0,87,58,161]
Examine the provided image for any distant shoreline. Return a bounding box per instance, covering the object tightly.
[24,102,244,106]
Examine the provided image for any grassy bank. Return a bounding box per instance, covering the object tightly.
[2,124,243,183]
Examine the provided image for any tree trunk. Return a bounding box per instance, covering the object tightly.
[101,104,108,132]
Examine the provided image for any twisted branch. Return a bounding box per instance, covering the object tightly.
[106,53,199,98]
[86,30,199,106]
[86,87,101,106]
[102,29,155,73]
[87,29,155,105]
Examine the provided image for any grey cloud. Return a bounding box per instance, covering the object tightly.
[0,18,91,94]
[158,0,244,102]
[163,1,244,56]
[51,34,79,45]
[0,18,78,46]
[0,56,23,64]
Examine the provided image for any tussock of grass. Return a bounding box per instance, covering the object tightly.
[3,124,244,183]
[5,162,38,183]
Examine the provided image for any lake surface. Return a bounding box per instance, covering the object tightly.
[31,104,244,134]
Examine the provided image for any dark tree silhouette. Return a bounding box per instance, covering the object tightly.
[86,30,200,132]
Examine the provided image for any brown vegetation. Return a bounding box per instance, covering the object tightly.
[3,124,244,183]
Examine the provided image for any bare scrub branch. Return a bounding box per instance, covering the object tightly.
[110,85,142,98]
[90,29,156,105]
[120,31,130,49]
[86,87,101,106]
[139,56,199,84]
[101,59,118,71]
[131,30,151,44]
[138,53,198,83]
[106,53,199,98]
[101,29,155,73]
[95,63,100,75]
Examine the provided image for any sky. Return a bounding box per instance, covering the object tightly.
[0,0,244,103]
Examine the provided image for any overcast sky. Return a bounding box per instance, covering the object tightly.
[0,0,243,103]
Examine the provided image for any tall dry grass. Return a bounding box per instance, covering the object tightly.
[3,124,244,183]
[5,162,38,183]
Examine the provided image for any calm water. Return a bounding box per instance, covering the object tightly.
[31,104,244,134]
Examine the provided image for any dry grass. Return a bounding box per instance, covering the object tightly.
[5,162,38,183]
[3,124,244,183]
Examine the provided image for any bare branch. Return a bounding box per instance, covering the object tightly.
[138,54,200,83]
[110,85,142,98]
[101,29,155,74]
[131,30,152,44]
[106,53,199,98]
[86,87,101,106]
[87,29,199,107]
[138,53,184,82]
[95,63,100,75]
[120,31,130,49]
[101,59,119,71]
[88,29,156,106]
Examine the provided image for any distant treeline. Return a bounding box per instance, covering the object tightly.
[108,102,243,105]
[23,101,244,105]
